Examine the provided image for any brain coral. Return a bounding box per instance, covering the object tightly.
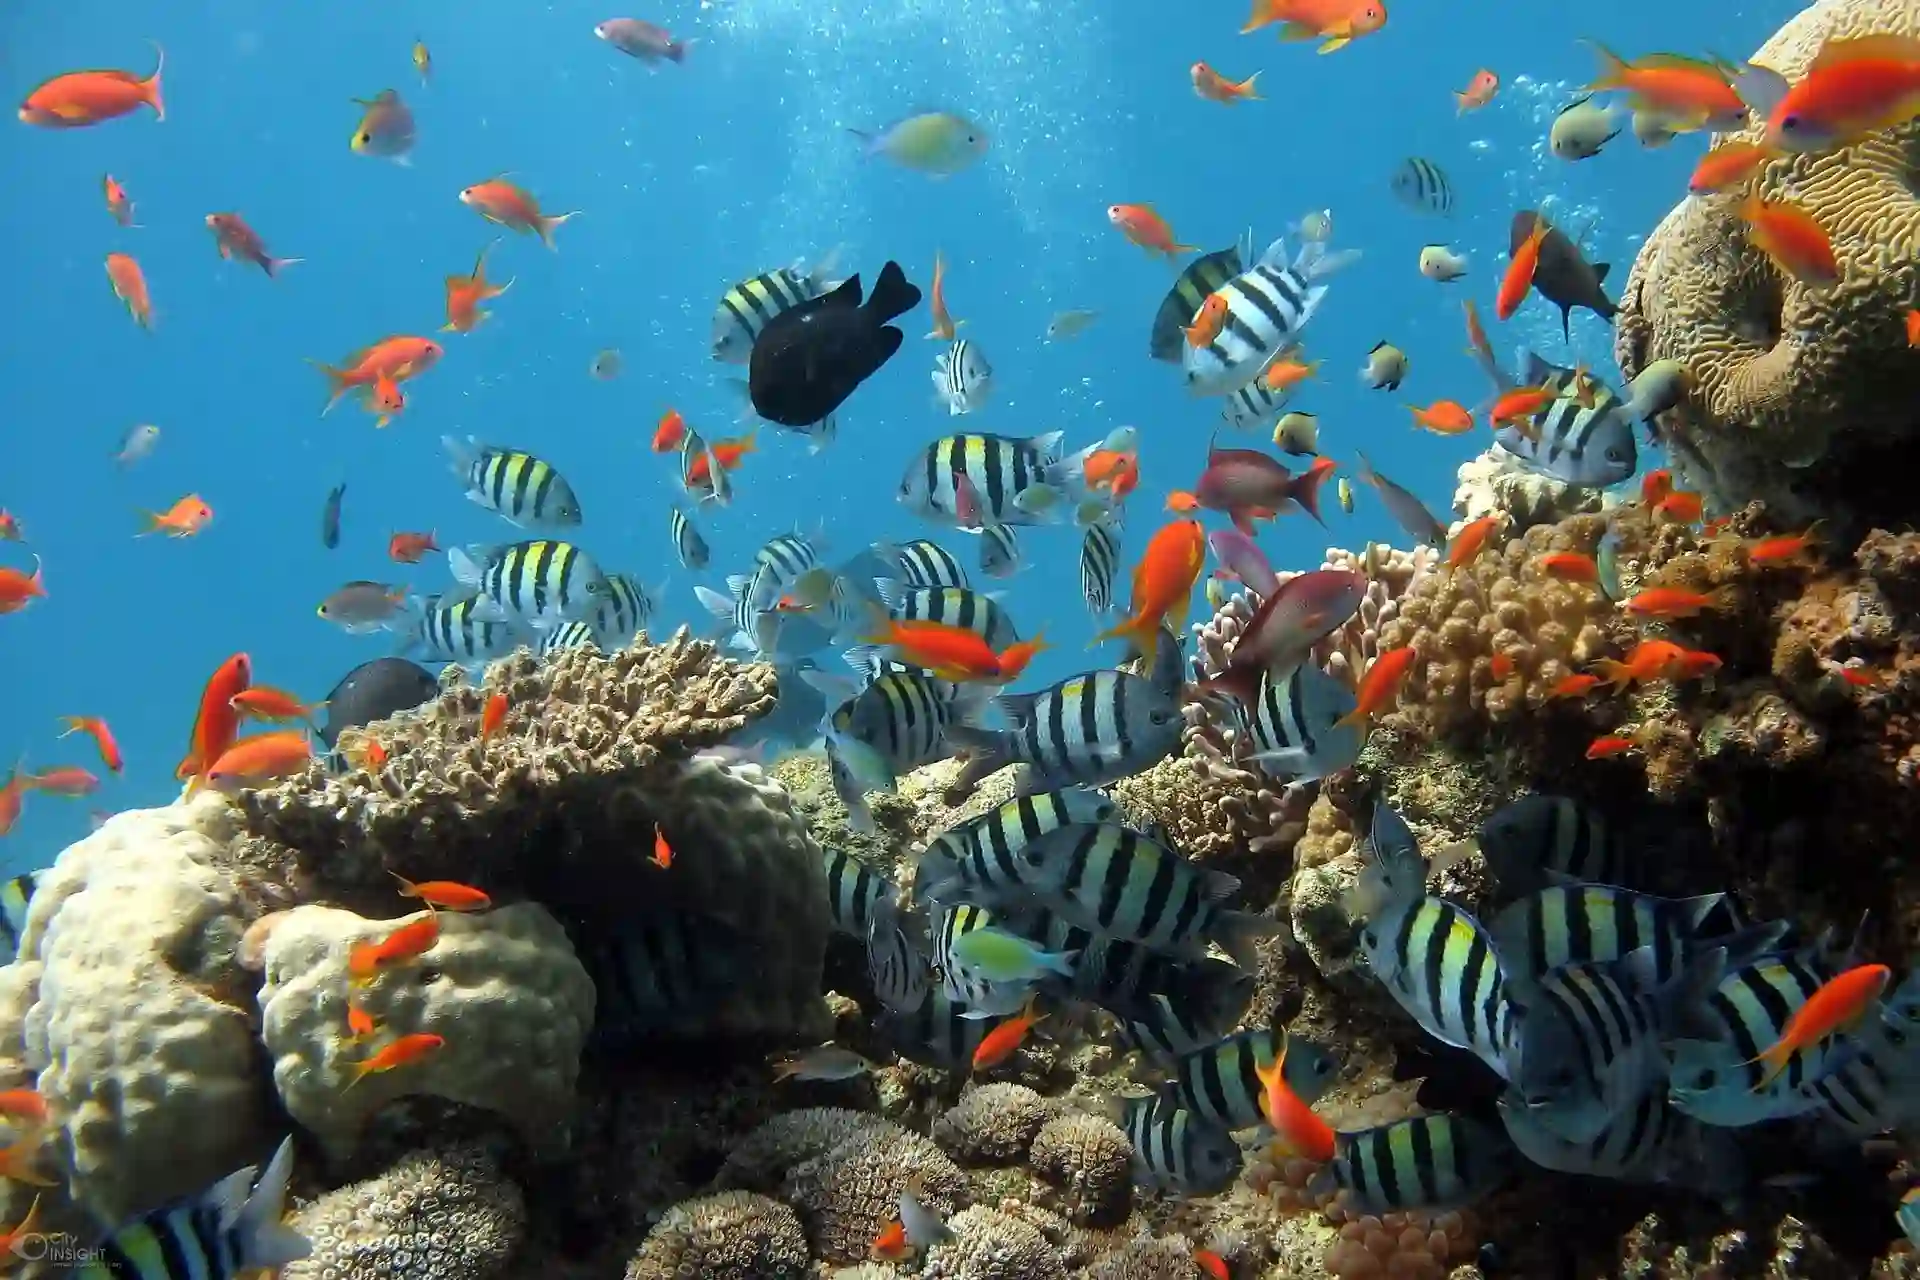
[932,1083,1057,1165]
[624,1190,811,1280]
[1026,1112,1134,1228]
[1614,0,1920,527]
[284,1145,526,1280]
[779,1118,967,1263]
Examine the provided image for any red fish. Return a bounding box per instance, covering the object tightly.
[179,653,252,789]
[1688,141,1771,195]
[1624,586,1731,619]
[1586,735,1638,760]
[1455,68,1499,113]
[19,45,164,127]
[481,692,508,740]
[0,558,45,616]
[1334,646,1416,730]
[348,1032,446,1085]
[1106,203,1196,258]
[206,213,300,277]
[25,767,99,798]
[348,914,441,984]
[1092,519,1207,668]
[204,732,313,791]
[1447,515,1502,567]
[651,823,674,870]
[0,766,25,837]
[1537,552,1598,582]
[1490,652,1515,681]
[1641,469,1674,505]
[1745,34,1920,154]
[388,531,439,563]
[1498,216,1549,320]
[1551,674,1603,699]
[1255,1037,1336,1160]
[971,995,1044,1072]
[1192,62,1262,103]
[230,686,324,725]
[1194,443,1334,534]
[1746,527,1821,567]
[391,873,491,912]
[443,240,513,333]
[102,174,137,226]
[1241,0,1388,54]
[1739,196,1840,286]
[458,175,577,249]
[653,409,689,453]
[1196,568,1367,706]
[105,252,154,329]
[1747,963,1890,1088]
[59,716,122,773]
[1194,1249,1231,1280]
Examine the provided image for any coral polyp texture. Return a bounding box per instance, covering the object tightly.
[1614,0,1920,529]
[284,1144,528,1280]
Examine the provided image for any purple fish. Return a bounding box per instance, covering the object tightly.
[594,18,690,64]
[1194,443,1335,534]
[1207,529,1280,597]
[1199,569,1368,707]
[1353,451,1447,547]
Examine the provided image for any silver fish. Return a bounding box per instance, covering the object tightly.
[451,540,608,631]
[1389,156,1454,214]
[670,505,710,570]
[1080,519,1121,613]
[1123,1095,1242,1194]
[979,523,1020,578]
[945,669,1184,792]
[1352,450,1447,546]
[1181,236,1357,397]
[878,537,969,590]
[933,339,993,415]
[443,436,583,529]
[1314,1115,1514,1214]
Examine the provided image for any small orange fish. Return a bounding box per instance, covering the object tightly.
[653,409,689,453]
[1194,1247,1231,1280]
[1751,34,1920,154]
[0,767,27,837]
[1584,44,1745,131]
[1447,515,1502,568]
[1747,963,1890,1089]
[205,731,313,791]
[1091,519,1207,669]
[19,45,165,127]
[367,371,407,430]
[137,493,213,537]
[343,736,390,772]
[1689,141,1771,195]
[458,175,577,249]
[1538,552,1599,582]
[971,995,1044,1072]
[1254,1037,1336,1161]
[0,1090,48,1131]
[1498,216,1549,320]
[868,616,1041,683]
[1240,0,1388,53]
[1701,515,1735,538]
[1739,195,1840,287]
[1746,526,1821,567]
[389,530,440,563]
[348,913,442,984]
[1262,356,1319,392]
[481,692,508,740]
[443,240,513,333]
[1489,384,1556,428]
[0,511,19,542]
[311,335,444,416]
[1641,468,1674,505]
[1490,652,1515,681]
[1655,490,1705,523]
[1186,293,1230,348]
[1592,640,1710,688]
[1909,309,1920,347]
[1106,203,1196,258]
[348,1032,446,1086]
[1586,735,1639,760]
[1838,665,1881,688]
[59,716,123,773]
[1625,585,1731,619]
[230,686,324,725]
[1552,674,1603,699]
[0,557,46,616]
[685,432,758,487]
[1463,298,1493,361]
[652,823,674,870]
[391,872,492,912]
[103,173,137,226]
[1192,61,1262,103]
[1085,449,1139,497]
[345,1000,378,1043]
[1166,491,1201,514]
[1334,646,1416,730]
[1411,400,1475,435]
[206,212,300,277]
[179,653,252,787]
[26,767,98,798]
[1455,68,1499,113]
[924,250,964,341]
[872,1218,910,1262]
[105,251,154,328]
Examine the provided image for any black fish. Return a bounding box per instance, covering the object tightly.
[317,657,439,749]
[1509,211,1616,341]
[321,482,346,550]
[747,260,921,428]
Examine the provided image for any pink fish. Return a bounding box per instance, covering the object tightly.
[1194,444,1335,535]
[1206,529,1280,596]
[594,18,690,65]
[1197,569,1367,706]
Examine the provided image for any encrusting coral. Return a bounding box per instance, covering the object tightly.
[1614,0,1920,530]
[932,1082,1059,1165]
[284,1144,527,1280]
[1453,444,1601,531]
[1027,1112,1134,1228]
[920,1205,1071,1280]
[623,1189,812,1280]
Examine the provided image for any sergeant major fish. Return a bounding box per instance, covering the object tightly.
[1389,156,1455,214]
[1168,1028,1342,1130]
[1240,660,1363,783]
[450,540,608,631]
[933,339,993,415]
[1313,1114,1514,1214]
[867,897,932,1014]
[898,430,1097,528]
[593,572,654,648]
[1123,1095,1243,1195]
[914,787,1118,908]
[823,846,892,937]
[877,537,970,590]
[1484,351,1637,489]
[1080,519,1121,613]
[979,524,1020,578]
[443,436,583,529]
[77,1137,310,1279]
[407,593,528,664]
[1150,236,1248,363]
[946,668,1185,793]
[1182,234,1360,397]
[868,581,1019,650]
[710,250,844,363]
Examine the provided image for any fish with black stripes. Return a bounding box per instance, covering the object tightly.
[878,985,1008,1070]
[1474,349,1637,489]
[877,537,970,590]
[1018,905,1254,1030]
[1150,235,1248,363]
[745,531,834,611]
[914,787,1117,908]
[710,249,844,363]
[945,667,1185,794]
[1080,518,1121,614]
[577,910,751,1044]
[449,539,609,632]
[1497,1089,1743,1193]
[935,902,1051,1017]
[979,523,1020,579]
[0,870,43,964]
[407,592,529,664]
[1237,660,1363,783]
[867,896,932,1015]
[897,430,1097,528]
[1491,882,1785,992]
[1181,234,1360,397]
[1115,981,1256,1064]
[932,339,993,415]
[538,619,600,657]
[868,580,1019,649]
[1167,1028,1341,1130]
[442,435,583,529]
[693,573,783,661]
[1122,1094,1243,1194]
[1477,793,1640,896]
[670,504,710,570]
[1389,156,1456,215]
[822,846,893,938]
[808,670,988,833]
[1312,1113,1515,1214]
[1221,375,1293,431]
[76,1136,310,1279]
[593,571,654,648]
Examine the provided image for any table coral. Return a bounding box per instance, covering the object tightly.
[284,1144,526,1280]
[1614,0,1920,529]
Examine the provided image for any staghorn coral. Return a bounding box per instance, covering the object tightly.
[623,1190,811,1280]
[284,1145,526,1280]
[1027,1112,1133,1229]
[932,1083,1058,1165]
[255,903,593,1164]
[920,1205,1070,1280]
[237,634,832,1043]
[1452,444,1602,531]
[1614,0,1920,529]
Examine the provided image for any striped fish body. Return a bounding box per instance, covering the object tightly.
[710,263,830,363]
[879,986,1005,1070]
[1319,1115,1513,1215]
[1182,247,1329,397]
[80,1139,307,1280]
[1244,661,1362,783]
[1491,885,1724,990]
[442,436,582,529]
[1358,893,1518,1079]
[1478,794,1637,897]
[875,581,1019,649]
[411,593,525,664]
[1169,1028,1341,1130]
[948,670,1184,792]
[830,672,977,777]
[1389,156,1455,214]
[1019,905,1252,1031]
[580,911,746,1046]
[1150,243,1245,363]
[979,524,1020,578]
[1022,821,1245,960]
[1493,353,1637,488]
[1080,520,1120,613]
[694,575,783,661]
[0,870,41,963]
[898,431,1073,528]
[593,572,652,648]
[538,620,600,657]
[881,538,970,590]
[932,339,993,415]
[867,899,932,1014]
[1117,985,1253,1064]
[1497,1090,1742,1193]
[746,533,827,609]
[1221,377,1291,431]
[1122,1095,1242,1194]
[457,540,607,631]
[914,787,1117,909]
[935,903,1038,1016]
[670,506,710,570]
[823,846,892,937]
[1803,1008,1920,1139]
[1504,949,1676,1145]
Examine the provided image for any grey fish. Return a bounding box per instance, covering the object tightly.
[1488,352,1637,489]
[537,620,600,657]
[1478,794,1638,895]
[946,669,1184,792]
[1123,1095,1242,1194]
[1181,237,1357,397]
[897,430,1093,529]
[1509,211,1617,340]
[317,580,412,633]
[915,787,1118,908]
[1492,883,1747,991]
[979,524,1020,579]
[1241,660,1363,783]
[450,539,608,631]
[1315,1115,1514,1214]
[1080,519,1120,613]
[867,897,932,1014]
[1390,156,1454,214]
[1019,905,1252,1030]
[878,537,969,590]
[670,505,710,570]
[1352,450,1447,547]
[1150,239,1245,363]
[321,483,345,550]
[407,592,528,664]
[1115,980,1256,1064]
[1496,1091,1741,1193]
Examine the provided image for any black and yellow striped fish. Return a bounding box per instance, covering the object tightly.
[709,256,842,363]
[897,431,1089,528]
[1149,237,1246,363]
[442,435,582,529]
[79,1137,308,1279]
[453,539,608,631]
[1167,1028,1340,1130]
[1315,1114,1514,1215]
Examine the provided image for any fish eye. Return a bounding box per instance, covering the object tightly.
[1607,446,1628,463]
[1691,1068,1718,1089]
[1890,1024,1910,1046]
[356,132,370,145]
[1545,1067,1576,1088]
[1781,114,1801,132]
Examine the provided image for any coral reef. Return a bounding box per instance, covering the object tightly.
[1453,444,1602,530]
[624,1190,812,1279]
[932,1083,1059,1164]
[1027,1112,1134,1228]
[285,1145,527,1280]
[922,1205,1070,1280]
[1614,0,1920,529]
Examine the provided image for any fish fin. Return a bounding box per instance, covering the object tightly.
[1677,893,1726,929]
[943,723,1014,772]
[1216,909,1284,970]
[864,260,923,325]
[1202,868,1244,902]
[990,689,1043,726]
[693,585,734,624]
[1729,61,1791,117]
[1248,746,1314,777]
[1195,664,1263,708]
[871,577,905,614]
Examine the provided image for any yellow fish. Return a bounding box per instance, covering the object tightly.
[413,39,431,82]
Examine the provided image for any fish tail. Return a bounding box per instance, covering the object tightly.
[1591,658,1632,688]
[1583,40,1630,91]
[538,211,579,250]
[1167,241,1199,257]
[1239,72,1262,99]
[144,40,166,121]
[864,259,923,326]
[266,256,304,278]
[1289,461,1333,526]
[1238,0,1275,35]
[309,360,353,416]
[1092,613,1162,670]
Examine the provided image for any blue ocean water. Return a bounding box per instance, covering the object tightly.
[1,1,1796,872]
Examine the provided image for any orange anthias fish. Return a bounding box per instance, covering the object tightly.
[872,1219,910,1262]
[651,823,674,870]
[1186,293,1230,348]
[205,213,300,278]
[1625,585,1731,619]
[1746,526,1821,567]
[1538,552,1599,582]
[1747,962,1891,1089]
[179,653,252,786]
[867,616,1046,683]
[1489,384,1557,427]
[348,913,442,984]
[205,731,313,791]
[340,734,389,773]
[1335,646,1417,730]
[1447,515,1502,568]
[0,767,26,837]
[230,686,324,725]
[443,240,513,334]
[1591,640,1702,688]
[0,511,19,542]
[1587,735,1639,760]
[1463,296,1495,365]
[1908,309,1920,347]
[312,335,445,415]
[1739,196,1840,287]
[26,767,99,798]
[391,872,492,912]
[103,174,137,226]
[1241,0,1388,54]
[1551,674,1603,699]
[458,175,577,249]
[1193,1248,1231,1280]
[1641,468,1675,505]
[1106,203,1197,259]
[1166,491,1201,514]
[1688,141,1771,195]
[1455,68,1499,113]
[1584,43,1747,132]
[1747,34,1920,155]
[1255,1038,1336,1161]
[971,995,1044,1072]
[1497,216,1549,320]
[19,44,165,127]
[345,1000,378,1043]
[1655,489,1704,523]
[389,530,439,563]
[137,493,213,537]
[1192,61,1262,103]
[653,409,689,453]
[105,252,154,329]
[1092,518,1206,669]
[367,373,407,429]
[59,716,123,773]
[1410,400,1474,435]
[347,1032,446,1086]
[924,250,964,340]
[481,692,509,739]
[0,558,47,616]
[684,432,758,487]
[1262,356,1319,392]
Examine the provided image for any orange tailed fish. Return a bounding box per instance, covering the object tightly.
[103,173,138,226]
[205,212,301,277]
[311,336,444,415]
[1262,355,1319,392]
[230,686,324,725]
[1624,585,1732,619]
[652,823,674,869]
[26,767,98,798]
[105,252,154,328]
[1655,490,1705,523]
[1334,646,1416,730]
[1091,518,1206,669]
[1192,61,1262,103]
[1489,384,1557,428]
[1587,735,1639,760]
[59,716,123,773]
[653,409,689,453]
[1641,468,1674,505]
[1241,0,1388,54]
[1455,68,1499,113]
[443,240,512,333]
[0,767,26,837]
[345,1000,379,1043]
[925,250,964,340]
[1740,34,1920,155]
[1411,400,1474,435]
[1746,526,1821,566]
[179,653,252,789]
[389,531,439,563]
[391,873,491,912]
[1537,552,1598,582]
[872,1219,910,1262]
[19,44,164,127]
[1552,674,1603,699]
[1255,1037,1336,1160]
[458,174,577,249]
[1746,963,1891,1089]
[971,995,1044,1072]
[1739,195,1840,287]
[480,692,508,739]
[1497,216,1549,320]
[0,559,45,616]
[1106,203,1196,258]
[1194,1249,1231,1280]
[347,1032,446,1086]
[1490,652,1515,681]
[1186,293,1230,348]
[1688,141,1771,195]
[137,493,212,537]
[1583,43,1747,132]
[1447,515,1502,568]
[348,913,442,984]
[205,731,312,791]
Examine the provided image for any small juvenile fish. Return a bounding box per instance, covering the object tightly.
[1272,412,1319,456]
[595,18,691,65]
[322,483,345,550]
[852,110,989,176]
[114,423,161,467]
[1046,309,1099,341]
[770,1043,873,1082]
[590,348,623,380]
[350,89,415,163]
[1455,68,1499,113]
[1390,156,1454,214]
[1550,95,1622,160]
[1360,340,1407,390]
[318,581,412,633]
[1419,244,1469,282]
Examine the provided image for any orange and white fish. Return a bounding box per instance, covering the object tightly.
[391,873,492,912]
[1747,962,1891,1088]
[136,493,212,538]
[204,731,313,791]
[1497,216,1548,320]
[59,716,123,773]
[1192,61,1262,103]
[105,252,154,328]
[924,250,964,340]
[443,240,513,333]
[458,175,577,249]
[1106,203,1197,259]
[1241,0,1388,54]
[1738,196,1840,287]
[102,174,138,226]
[1334,646,1416,730]
[1455,68,1499,113]
[1186,293,1230,348]
[206,213,301,277]
[19,44,164,127]
[347,1032,446,1086]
